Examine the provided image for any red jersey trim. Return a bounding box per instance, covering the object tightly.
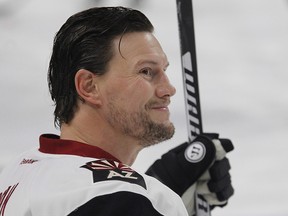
[39,134,120,162]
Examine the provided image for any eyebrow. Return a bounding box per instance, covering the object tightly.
[136,59,170,68]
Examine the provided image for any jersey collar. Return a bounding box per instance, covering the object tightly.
[39,134,120,162]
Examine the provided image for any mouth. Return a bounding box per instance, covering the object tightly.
[150,105,169,111]
[145,100,172,124]
[147,100,171,112]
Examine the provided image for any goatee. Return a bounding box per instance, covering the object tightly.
[107,101,175,147]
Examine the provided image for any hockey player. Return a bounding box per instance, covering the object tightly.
[0,7,234,216]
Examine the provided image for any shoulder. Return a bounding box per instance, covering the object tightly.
[32,157,188,216]
[68,190,163,216]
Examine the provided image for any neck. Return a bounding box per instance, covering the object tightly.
[60,112,143,166]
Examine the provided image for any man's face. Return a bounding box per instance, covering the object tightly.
[98,32,176,147]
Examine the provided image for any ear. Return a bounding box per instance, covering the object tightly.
[74,69,102,106]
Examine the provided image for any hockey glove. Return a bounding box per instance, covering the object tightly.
[145,133,234,215]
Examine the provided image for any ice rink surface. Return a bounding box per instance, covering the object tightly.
[0,0,288,215]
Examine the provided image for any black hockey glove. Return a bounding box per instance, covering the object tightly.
[145,133,234,215]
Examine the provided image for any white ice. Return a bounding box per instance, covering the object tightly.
[0,0,288,215]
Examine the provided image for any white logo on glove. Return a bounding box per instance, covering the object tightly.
[185,142,206,163]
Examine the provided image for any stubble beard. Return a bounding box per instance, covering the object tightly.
[106,101,175,147]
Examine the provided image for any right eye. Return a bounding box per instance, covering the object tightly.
[139,68,154,78]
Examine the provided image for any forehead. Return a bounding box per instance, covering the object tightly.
[112,32,168,67]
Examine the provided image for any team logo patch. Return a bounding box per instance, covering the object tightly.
[81,159,146,189]
[185,142,206,163]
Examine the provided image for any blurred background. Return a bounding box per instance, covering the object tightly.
[1,0,288,215]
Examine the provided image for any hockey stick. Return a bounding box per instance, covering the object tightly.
[176,0,211,215]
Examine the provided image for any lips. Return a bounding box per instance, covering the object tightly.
[151,105,169,110]
[147,100,170,111]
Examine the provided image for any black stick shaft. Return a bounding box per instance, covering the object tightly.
[176,0,211,215]
[176,0,203,142]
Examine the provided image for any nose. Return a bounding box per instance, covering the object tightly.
[155,74,176,98]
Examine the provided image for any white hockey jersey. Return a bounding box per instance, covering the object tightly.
[0,134,188,216]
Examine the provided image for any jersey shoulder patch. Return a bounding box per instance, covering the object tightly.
[81,159,146,189]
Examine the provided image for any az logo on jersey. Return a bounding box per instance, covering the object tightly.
[82,159,146,189]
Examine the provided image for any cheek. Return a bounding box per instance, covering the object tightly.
[101,74,155,108]
[118,81,154,109]
[131,79,153,96]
